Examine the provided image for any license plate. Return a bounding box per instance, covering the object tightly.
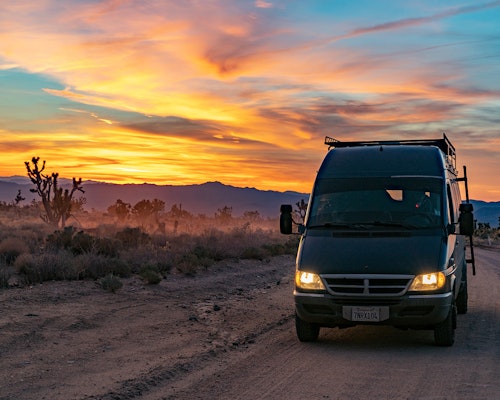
[351,307,380,322]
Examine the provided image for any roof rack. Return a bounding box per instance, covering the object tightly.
[324,133,457,171]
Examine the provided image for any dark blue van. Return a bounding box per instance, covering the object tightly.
[280,135,475,346]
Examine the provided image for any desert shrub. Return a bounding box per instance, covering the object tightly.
[0,237,30,265]
[46,226,76,251]
[139,264,162,284]
[194,229,229,260]
[70,231,95,254]
[231,222,251,238]
[100,273,123,293]
[115,227,150,248]
[241,246,265,260]
[74,253,130,279]
[0,264,10,288]
[153,259,173,274]
[175,253,202,276]
[262,237,299,257]
[46,227,120,257]
[12,224,49,252]
[94,237,121,258]
[192,245,222,264]
[71,232,120,257]
[261,243,286,256]
[119,245,172,274]
[14,251,79,284]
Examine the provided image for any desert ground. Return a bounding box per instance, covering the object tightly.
[1,246,499,400]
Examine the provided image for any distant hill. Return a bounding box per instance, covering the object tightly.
[1,177,498,225]
[0,177,308,218]
[469,200,500,228]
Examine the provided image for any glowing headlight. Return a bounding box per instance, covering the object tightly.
[409,272,446,291]
[295,271,326,291]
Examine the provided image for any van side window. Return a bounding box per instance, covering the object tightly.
[447,185,454,224]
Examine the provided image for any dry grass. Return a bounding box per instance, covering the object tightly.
[0,237,30,265]
[0,208,298,287]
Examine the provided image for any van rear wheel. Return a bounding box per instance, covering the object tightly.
[295,314,320,342]
[434,305,456,346]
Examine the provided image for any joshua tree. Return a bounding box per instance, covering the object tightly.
[25,157,84,228]
[14,190,25,205]
[107,199,132,222]
[215,205,233,223]
[295,199,308,223]
[132,199,165,221]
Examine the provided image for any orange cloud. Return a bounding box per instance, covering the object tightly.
[0,1,499,200]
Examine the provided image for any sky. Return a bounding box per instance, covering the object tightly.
[1,0,499,201]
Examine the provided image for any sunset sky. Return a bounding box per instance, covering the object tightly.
[1,1,499,201]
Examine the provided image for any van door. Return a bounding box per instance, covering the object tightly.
[447,182,465,297]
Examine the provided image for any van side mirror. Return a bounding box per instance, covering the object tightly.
[280,204,293,234]
[446,223,456,235]
[459,203,474,236]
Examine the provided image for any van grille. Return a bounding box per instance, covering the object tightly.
[322,274,413,297]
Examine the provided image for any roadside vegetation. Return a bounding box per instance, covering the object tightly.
[0,158,302,289]
[473,221,500,247]
[0,199,299,289]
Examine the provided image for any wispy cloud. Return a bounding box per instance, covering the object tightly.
[322,1,500,43]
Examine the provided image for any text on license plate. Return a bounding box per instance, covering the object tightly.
[351,307,380,322]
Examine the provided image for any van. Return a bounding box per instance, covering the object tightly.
[280,135,475,346]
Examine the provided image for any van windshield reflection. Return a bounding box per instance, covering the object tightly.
[307,177,443,229]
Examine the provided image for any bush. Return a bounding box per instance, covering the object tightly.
[94,237,121,258]
[45,226,76,251]
[100,274,123,293]
[119,246,172,274]
[74,253,130,279]
[70,231,95,254]
[0,238,29,265]
[193,231,228,261]
[14,251,79,284]
[139,264,162,284]
[261,243,286,256]
[175,253,201,276]
[115,227,150,248]
[0,264,10,288]
[241,246,265,260]
[46,227,120,257]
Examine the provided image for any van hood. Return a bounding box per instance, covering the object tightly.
[297,231,445,275]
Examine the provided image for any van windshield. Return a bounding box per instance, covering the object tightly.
[307,177,443,229]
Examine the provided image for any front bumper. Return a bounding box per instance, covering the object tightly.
[295,291,453,329]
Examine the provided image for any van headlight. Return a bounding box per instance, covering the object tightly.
[295,271,326,291]
[409,272,446,291]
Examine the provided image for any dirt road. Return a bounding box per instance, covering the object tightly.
[1,248,499,400]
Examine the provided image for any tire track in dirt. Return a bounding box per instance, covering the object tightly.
[0,255,296,400]
[83,313,294,400]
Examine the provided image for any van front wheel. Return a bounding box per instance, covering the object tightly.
[295,314,320,342]
[434,305,456,346]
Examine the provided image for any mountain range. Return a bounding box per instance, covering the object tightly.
[0,176,498,226]
[0,176,307,218]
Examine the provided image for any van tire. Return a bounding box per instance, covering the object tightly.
[295,314,320,342]
[456,282,468,314]
[434,305,456,346]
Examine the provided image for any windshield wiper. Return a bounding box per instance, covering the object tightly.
[363,221,418,229]
[308,222,369,230]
